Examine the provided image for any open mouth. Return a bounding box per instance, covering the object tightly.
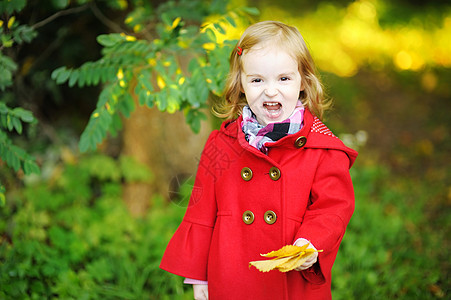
[263,102,282,113]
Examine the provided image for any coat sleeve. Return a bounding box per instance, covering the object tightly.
[159,131,219,281]
[294,149,356,285]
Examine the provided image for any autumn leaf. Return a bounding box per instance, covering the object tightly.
[248,256,293,273]
[277,252,316,273]
[249,243,322,273]
[261,244,308,258]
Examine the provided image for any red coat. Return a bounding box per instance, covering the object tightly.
[160,109,358,299]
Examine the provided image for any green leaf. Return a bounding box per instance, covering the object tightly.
[110,113,122,137]
[51,67,72,84]
[0,0,26,14]
[225,15,237,27]
[138,71,154,93]
[68,69,79,87]
[161,13,172,26]
[118,93,135,118]
[0,54,18,71]
[15,25,37,44]
[186,109,207,134]
[186,87,197,106]
[240,6,260,16]
[92,67,101,86]
[83,62,95,85]
[204,28,217,42]
[79,86,116,152]
[213,23,226,35]
[77,68,87,87]
[6,115,13,131]
[11,116,22,134]
[13,108,34,123]
[51,0,70,9]
[97,34,123,47]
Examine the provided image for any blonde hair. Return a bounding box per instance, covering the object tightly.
[214,20,331,120]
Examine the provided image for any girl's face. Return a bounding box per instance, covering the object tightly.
[240,44,303,126]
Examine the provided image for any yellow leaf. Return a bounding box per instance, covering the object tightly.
[133,24,142,33]
[277,252,316,272]
[249,243,323,273]
[157,75,166,89]
[178,77,185,85]
[167,98,180,114]
[120,33,136,41]
[0,20,3,28]
[202,42,216,51]
[117,68,124,80]
[147,58,157,67]
[117,0,127,9]
[7,16,15,29]
[249,256,293,273]
[261,244,307,258]
[171,17,181,29]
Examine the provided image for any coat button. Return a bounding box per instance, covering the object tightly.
[242,210,254,225]
[241,167,253,181]
[295,136,307,148]
[264,210,277,224]
[269,167,281,181]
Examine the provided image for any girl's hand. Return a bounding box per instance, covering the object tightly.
[193,284,209,300]
[293,238,318,271]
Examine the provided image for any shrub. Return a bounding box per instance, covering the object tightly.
[0,153,191,299]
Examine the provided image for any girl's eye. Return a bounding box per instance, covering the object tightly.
[252,78,262,83]
[280,77,290,81]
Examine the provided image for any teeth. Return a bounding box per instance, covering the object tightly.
[265,102,280,106]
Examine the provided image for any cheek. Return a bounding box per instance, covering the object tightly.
[288,86,302,100]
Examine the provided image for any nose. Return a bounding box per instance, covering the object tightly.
[264,84,278,97]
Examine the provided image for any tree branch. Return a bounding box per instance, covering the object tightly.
[89,2,126,33]
[32,4,89,29]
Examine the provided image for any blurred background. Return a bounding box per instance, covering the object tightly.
[0,0,449,299]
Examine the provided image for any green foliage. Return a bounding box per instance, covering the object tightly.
[332,164,446,299]
[51,1,258,152]
[0,4,36,89]
[0,0,40,202]
[1,156,447,298]
[0,153,193,299]
[0,106,40,202]
[0,0,26,15]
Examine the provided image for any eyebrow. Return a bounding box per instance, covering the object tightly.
[245,71,297,78]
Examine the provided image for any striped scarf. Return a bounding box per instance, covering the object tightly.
[241,101,305,154]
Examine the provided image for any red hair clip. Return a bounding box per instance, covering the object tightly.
[236,46,243,56]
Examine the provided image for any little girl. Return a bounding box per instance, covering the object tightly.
[160,20,358,300]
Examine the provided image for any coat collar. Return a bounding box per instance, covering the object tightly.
[219,109,358,167]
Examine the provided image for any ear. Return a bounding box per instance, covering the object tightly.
[300,77,305,92]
